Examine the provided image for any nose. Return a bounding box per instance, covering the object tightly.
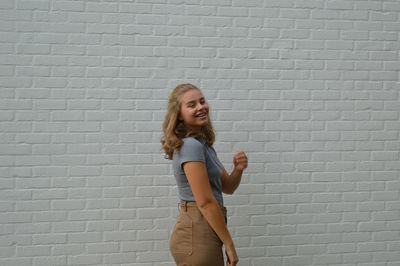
[197,102,206,111]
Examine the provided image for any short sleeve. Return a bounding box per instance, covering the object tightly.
[178,138,205,169]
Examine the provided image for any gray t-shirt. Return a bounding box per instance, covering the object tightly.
[172,137,224,205]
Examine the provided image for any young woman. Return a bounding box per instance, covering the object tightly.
[161,83,248,266]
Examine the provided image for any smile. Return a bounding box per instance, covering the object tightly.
[195,113,207,118]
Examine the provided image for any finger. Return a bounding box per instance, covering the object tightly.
[237,152,247,159]
[235,155,247,162]
[236,157,248,164]
[235,155,245,161]
[236,158,247,163]
[236,151,245,157]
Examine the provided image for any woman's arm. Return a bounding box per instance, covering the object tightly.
[221,151,248,195]
[183,161,238,265]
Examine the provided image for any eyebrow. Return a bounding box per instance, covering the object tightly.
[185,97,205,105]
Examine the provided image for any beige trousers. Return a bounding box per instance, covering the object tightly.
[169,202,227,266]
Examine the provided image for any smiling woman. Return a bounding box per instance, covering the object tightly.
[161,83,216,161]
[179,89,209,129]
[161,83,248,266]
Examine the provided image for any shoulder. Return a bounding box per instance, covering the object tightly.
[180,137,206,154]
[175,137,206,163]
[182,137,204,148]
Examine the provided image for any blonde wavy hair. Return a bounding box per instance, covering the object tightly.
[161,83,215,160]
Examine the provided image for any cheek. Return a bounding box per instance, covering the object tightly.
[202,103,209,114]
[180,107,192,120]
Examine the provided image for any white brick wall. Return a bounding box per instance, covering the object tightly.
[1,0,399,265]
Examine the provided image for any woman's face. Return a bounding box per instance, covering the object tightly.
[179,89,209,130]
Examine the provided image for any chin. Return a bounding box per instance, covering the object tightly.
[199,120,209,126]
[191,122,208,130]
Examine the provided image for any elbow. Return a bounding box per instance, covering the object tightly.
[196,198,217,210]
[222,186,236,195]
[223,189,234,195]
[222,180,237,195]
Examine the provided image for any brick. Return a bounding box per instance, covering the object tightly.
[33,234,66,245]
[69,255,102,265]
[33,256,67,266]
[16,245,51,257]
[267,245,297,256]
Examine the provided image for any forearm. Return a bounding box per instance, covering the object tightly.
[222,168,243,195]
[197,200,234,246]
[223,151,247,195]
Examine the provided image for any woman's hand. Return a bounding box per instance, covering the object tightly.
[225,242,239,266]
[233,151,248,172]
